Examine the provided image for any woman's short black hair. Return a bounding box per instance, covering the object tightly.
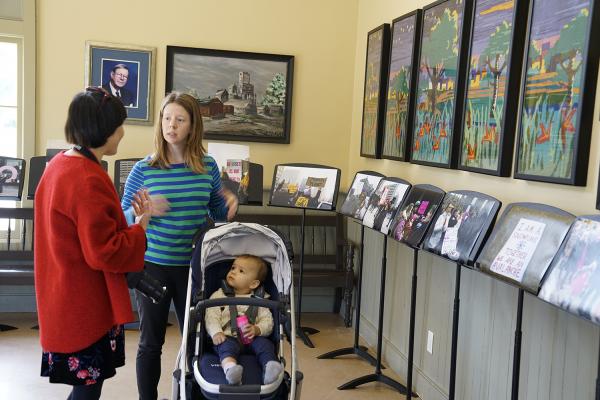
[64,87,127,148]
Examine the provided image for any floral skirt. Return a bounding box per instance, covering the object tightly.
[40,325,125,386]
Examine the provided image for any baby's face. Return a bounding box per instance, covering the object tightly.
[226,258,260,293]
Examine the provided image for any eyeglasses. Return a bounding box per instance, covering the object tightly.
[86,86,112,108]
[114,73,128,80]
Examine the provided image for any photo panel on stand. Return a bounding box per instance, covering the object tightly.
[339,171,385,220]
[476,203,575,294]
[539,215,600,324]
[422,190,501,265]
[361,177,411,234]
[0,156,26,201]
[269,164,341,211]
[388,184,446,248]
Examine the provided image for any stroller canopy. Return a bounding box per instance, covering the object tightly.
[199,222,292,296]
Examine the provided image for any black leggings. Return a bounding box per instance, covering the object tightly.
[136,262,189,400]
[67,381,103,400]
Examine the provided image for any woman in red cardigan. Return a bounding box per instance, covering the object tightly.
[34,87,150,400]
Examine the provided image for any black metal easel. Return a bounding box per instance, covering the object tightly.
[296,208,319,348]
[405,247,420,397]
[448,262,462,400]
[317,223,378,366]
[510,288,525,400]
[338,235,409,394]
[596,330,600,400]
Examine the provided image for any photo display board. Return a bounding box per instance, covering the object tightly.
[361,177,411,234]
[27,156,45,200]
[221,160,263,205]
[422,190,501,265]
[477,203,574,294]
[339,171,384,220]
[538,215,600,324]
[269,164,341,211]
[0,156,26,201]
[114,158,142,199]
[388,184,446,248]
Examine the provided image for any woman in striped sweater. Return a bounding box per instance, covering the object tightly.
[121,92,238,400]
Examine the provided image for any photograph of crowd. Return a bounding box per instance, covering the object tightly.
[423,191,500,264]
[269,164,340,210]
[0,156,25,200]
[361,178,411,234]
[340,172,384,220]
[388,185,445,248]
[539,217,600,324]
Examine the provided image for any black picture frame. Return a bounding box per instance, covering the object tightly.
[476,203,575,294]
[513,0,600,185]
[166,46,294,144]
[339,170,385,220]
[360,24,391,159]
[422,190,501,266]
[457,0,529,176]
[381,10,422,161]
[409,0,474,169]
[268,163,341,211]
[0,156,26,201]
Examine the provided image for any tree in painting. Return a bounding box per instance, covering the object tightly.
[517,0,591,181]
[460,0,514,171]
[412,0,464,165]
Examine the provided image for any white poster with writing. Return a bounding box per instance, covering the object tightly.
[490,218,546,282]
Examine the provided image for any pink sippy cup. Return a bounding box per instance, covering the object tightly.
[236,314,253,344]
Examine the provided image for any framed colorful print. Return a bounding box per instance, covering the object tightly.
[476,203,574,294]
[269,164,341,211]
[513,0,600,185]
[388,184,446,249]
[166,46,294,144]
[539,215,600,324]
[381,10,422,161]
[339,171,385,220]
[360,24,391,158]
[422,190,501,266]
[457,0,529,176]
[410,0,473,168]
[85,41,156,125]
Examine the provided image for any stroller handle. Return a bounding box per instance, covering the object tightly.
[194,297,285,317]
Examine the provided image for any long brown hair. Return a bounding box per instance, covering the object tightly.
[149,92,206,173]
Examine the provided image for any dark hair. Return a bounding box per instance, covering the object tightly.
[111,63,129,73]
[64,88,127,148]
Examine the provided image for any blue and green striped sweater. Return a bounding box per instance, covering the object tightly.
[121,155,228,266]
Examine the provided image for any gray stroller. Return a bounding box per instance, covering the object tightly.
[172,222,303,400]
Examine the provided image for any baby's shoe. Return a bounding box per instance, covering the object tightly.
[264,360,283,384]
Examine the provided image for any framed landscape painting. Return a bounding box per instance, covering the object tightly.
[381,10,422,161]
[166,46,294,144]
[360,24,391,158]
[513,0,600,185]
[410,0,473,168]
[457,0,529,176]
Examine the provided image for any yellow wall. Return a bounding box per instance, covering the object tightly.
[347,0,600,216]
[36,0,359,184]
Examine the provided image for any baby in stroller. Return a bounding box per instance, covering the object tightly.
[205,254,284,385]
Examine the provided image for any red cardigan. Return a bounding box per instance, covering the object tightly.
[34,153,146,353]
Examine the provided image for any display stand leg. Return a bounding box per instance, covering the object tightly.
[338,236,408,394]
[448,263,462,400]
[0,324,17,331]
[510,288,525,400]
[296,208,319,348]
[318,223,378,367]
[405,248,420,398]
[596,330,600,400]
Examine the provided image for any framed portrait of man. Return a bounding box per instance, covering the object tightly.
[85,41,156,125]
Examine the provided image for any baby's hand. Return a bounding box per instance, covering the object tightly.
[212,332,227,345]
[242,324,260,340]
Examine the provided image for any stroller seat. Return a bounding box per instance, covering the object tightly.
[199,353,263,386]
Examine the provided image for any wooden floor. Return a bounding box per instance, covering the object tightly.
[0,312,413,399]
